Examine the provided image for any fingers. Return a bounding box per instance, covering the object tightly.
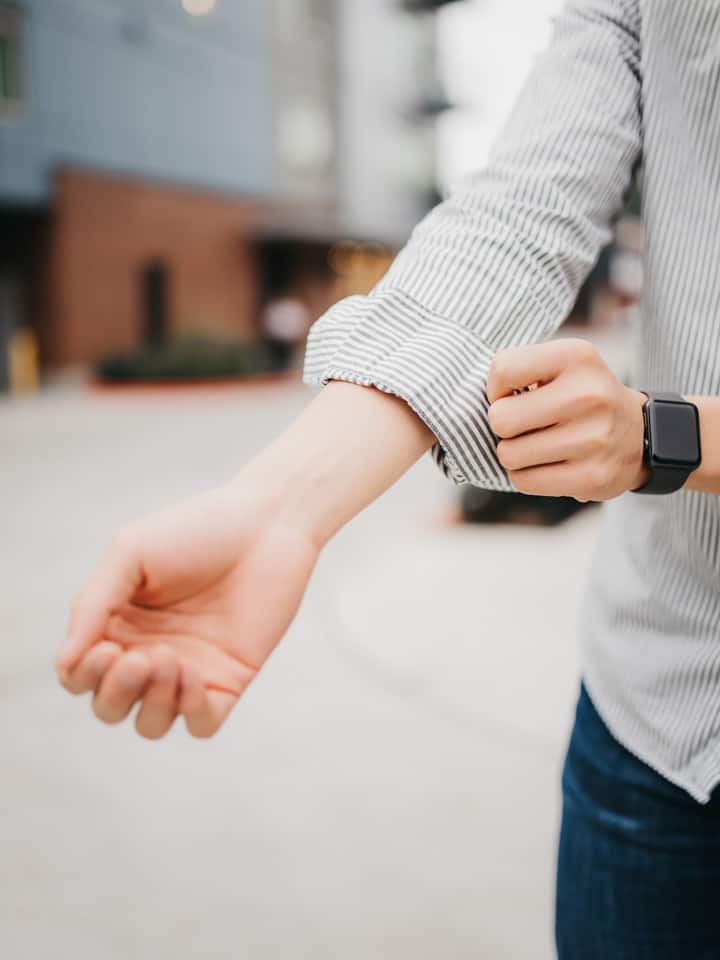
[134,646,180,740]
[489,380,574,439]
[57,531,144,677]
[61,642,180,738]
[62,644,237,739]
[508,461,596,501]
[497,421,589,472]
[92,650,153,725]
[58,640,123,694]
[508,463,576,497]
[487,338,596,403]
[179,664,237,739]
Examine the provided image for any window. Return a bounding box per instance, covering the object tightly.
[0,4,23,116]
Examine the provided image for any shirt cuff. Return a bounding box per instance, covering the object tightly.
[302,288,513,491]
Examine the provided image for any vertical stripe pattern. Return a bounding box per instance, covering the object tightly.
[304,0,720,802]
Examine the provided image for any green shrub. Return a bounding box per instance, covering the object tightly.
[96,336,280,382]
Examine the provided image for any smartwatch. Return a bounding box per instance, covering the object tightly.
[632,392,702,494]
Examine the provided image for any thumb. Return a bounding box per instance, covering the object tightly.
[56,531,144,679]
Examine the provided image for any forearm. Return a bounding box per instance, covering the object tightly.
[236,381,435,546]
[303,0,642,491]
[684,396,720,494]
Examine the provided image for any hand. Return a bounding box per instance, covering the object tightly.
[487,338,648,502]
[56,481,320,738]
[55,381,434,741]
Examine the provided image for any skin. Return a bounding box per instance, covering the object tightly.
[56,382,434,739]
[56,338,720,739]
[486,338,650,500]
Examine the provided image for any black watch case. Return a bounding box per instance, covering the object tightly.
[633,393,701,495]
[644,396,701,471]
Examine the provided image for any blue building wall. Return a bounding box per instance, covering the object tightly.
[0,0,272,204]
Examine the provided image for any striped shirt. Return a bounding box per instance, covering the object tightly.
[303,0,720,803]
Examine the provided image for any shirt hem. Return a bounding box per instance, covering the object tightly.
[581,669,716,805]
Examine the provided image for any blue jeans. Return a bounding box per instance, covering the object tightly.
[556,685,720,959]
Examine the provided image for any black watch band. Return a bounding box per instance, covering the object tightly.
[635,465,689,495]
[632,392,701,495]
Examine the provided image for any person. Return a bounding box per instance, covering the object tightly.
[56,1,720,955]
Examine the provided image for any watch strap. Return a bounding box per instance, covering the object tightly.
[634,463,691,494]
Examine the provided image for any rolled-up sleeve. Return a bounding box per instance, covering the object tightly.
[303,0,642,489]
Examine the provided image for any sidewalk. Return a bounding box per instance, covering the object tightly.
[1,380,596,960]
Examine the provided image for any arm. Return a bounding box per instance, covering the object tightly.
[56,383,433,738]
[475,343,718,503]
[58,0,644,735]
[245,381,434,546]
[305,0,642,489]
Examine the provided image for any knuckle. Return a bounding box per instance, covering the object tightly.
[576,380,605,412]
[104,613,124,642]
[487,406,500,435]
[152,645,177,673]
[488,403,509,438]
[509,470,531,495]
[489,352,509,382]
[599,415,615,444]
[566,338,597,364]
[497,441,519,471]
[589,416,613,450]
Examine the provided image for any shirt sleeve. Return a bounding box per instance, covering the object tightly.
[303,0,642,490]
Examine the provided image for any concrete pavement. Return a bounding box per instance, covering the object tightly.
[1,378,596,959]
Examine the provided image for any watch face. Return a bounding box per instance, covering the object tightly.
[647,400,702,467]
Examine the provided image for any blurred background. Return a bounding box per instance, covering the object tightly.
[1,1,642,958]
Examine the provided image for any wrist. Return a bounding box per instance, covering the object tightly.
[685,395,720,493]
[229,381,434,549]
[230,445,340,551]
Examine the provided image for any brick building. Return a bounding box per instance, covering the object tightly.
[0,0,449,383]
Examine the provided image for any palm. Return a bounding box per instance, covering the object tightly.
[110,514,315,694]
[57,485,319,737]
